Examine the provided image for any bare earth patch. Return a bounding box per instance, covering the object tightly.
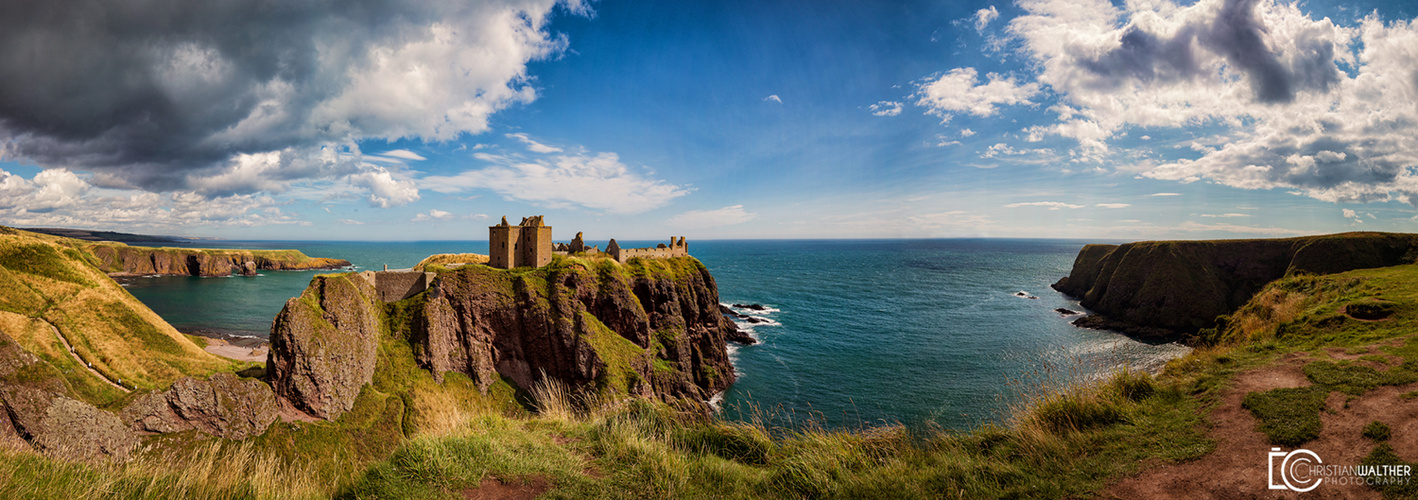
[461,476,551,500]
[1104,349,1417,499]
[201,337,267,363]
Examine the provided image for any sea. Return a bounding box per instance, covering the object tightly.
[118,238,1190,431]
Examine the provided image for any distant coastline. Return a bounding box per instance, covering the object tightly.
[18,227,222,243]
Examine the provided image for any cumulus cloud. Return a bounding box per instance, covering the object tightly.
[974,6,1000,33]
[419,146,688,214]
[915,68,1039,122]
[869,101,903,116]
[349,166,420,208]
[0,168,300,229]
[1003,201,1085,210]
[666,205,758,228]
[0,0,588,194]
[991,0,1418,205]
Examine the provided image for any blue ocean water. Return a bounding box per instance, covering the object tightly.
[119,239,1188,431]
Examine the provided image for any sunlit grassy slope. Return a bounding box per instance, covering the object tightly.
[0,227,239,402]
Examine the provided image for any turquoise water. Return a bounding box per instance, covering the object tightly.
[120,239,1188,430]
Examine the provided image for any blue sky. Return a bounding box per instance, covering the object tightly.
[1,0,1417,240]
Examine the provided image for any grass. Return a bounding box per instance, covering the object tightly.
[1242,386,1329,446]
[1364,421,1392,441]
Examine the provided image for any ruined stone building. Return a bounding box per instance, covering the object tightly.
[606,236,688,264]
[488,216,553,269]
[490,215,688,268]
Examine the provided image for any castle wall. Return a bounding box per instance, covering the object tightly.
[518,226,553,268]
[608,237,689,264]
[374,271,437,302]
[489,226,519,269]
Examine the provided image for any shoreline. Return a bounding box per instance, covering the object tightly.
[184,328,269,363]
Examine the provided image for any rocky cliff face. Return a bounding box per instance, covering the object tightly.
[1054,232,1418,340]
[413,257,738,403]
[88,244,350,277]
[267,274,380,420]
[267,257,740,419]
[121,372,278,440]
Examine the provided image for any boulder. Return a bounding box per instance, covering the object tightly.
[122,372,278,439]
[0,330,138,461]
[268,274,379,420]
[241,261,258,276]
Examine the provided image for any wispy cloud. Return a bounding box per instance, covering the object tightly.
[420,149,688,215]
[412,209,454,222]
[505,133,563,154]
[869,101,902,116]
[666,205,758,228]
[1200,213,1249,218]
[763,95,782,104]
[1095,203,1130,209]
[1148,193,1182,197]
[1004,201,1084,210]
[973,6,999,33]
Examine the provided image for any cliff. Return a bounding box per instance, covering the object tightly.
[267,255,739,419]
[1053,232,1418,340]
[86,242,349,277]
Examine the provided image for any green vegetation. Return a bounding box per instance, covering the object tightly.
[1241,386,1328,446]
[1364,421,1392,441]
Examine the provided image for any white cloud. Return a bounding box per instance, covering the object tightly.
[1095,203,1131,209]
[1200,213,1250,218]
[1004,201,1085,210]
[666,205,758,228]
[376,150,427,161]
[349,166,420,208]
[1171,221,1309,236]
[1342,208,1358,218]
[915,67,1039,122]
[0,168,302,229]
[960,128,976,137]
[420,149,688,214]
[338,219,364,225]
[764,95,783,104]
[1148,192,1181,197]
[998,0,1418,205]
[974,6,1000,33]
[412,209,454,222]
[505,133,562,154]
[869,101,903,116]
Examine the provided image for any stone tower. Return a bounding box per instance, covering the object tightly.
[489,215,553,269]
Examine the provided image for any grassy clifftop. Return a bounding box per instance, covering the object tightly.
[1053,231,1418,339]
[0,227,241,403]
[86,241,349,277]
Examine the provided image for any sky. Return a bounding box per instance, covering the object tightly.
[1,0,1417,241]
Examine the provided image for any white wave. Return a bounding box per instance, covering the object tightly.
[745,316,780,326]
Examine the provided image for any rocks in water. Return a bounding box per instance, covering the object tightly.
[1055,308,1082,316]
[0,331,137,462]
[121,372,278,439]
[268,274,380,420]
[732,303,768,311]
[719,304,750,319]
[746,317,768,324]
[1014,291,1038,299]
[240,261,258,276]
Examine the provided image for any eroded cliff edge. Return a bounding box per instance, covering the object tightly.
[1053,232,1418,341]
[268,255,742,419]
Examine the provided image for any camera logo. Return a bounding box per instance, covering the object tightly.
[1269,447,1323,492]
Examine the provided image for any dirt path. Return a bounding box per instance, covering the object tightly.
[45,320,130,393]
[1105,348,1417,499]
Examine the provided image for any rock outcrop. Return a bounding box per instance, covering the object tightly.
[88,244,349,277]
[410,258,738,404]
[267,256,742,418]
[0,331,137,461]
[267,273,380,420]
[121,372,278,439]
[1054,232,1418,340]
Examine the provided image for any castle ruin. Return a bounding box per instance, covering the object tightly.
[490,215,688,268]
[488,216,553,269]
